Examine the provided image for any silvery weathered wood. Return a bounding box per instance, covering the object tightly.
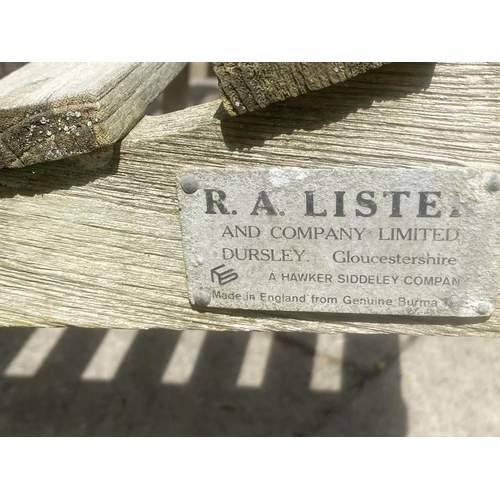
[1,62,500,337]
[213,62,387,115]
[0,62,186,169]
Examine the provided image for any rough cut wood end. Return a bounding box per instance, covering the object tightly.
[213,62,388,116]
[0,62,186,169]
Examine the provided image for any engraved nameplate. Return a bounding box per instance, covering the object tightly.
[177,167,500,317]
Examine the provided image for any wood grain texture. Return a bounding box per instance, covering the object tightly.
[213,62,387,115]
[0,62,186,169]
[0,62,500,336]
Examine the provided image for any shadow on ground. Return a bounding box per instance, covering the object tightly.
[0,328,407,436]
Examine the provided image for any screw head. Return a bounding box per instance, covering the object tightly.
[194,290,211,307]
[181,176,199,194]
[475,302,492,316]
[486,174,500,192]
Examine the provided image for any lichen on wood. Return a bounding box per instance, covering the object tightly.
[0,62,186,169]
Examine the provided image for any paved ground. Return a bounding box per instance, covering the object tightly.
[0,327,499,436]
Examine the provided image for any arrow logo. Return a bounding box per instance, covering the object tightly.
[211,264,239,286]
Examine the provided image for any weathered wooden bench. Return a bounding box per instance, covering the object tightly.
[1,62,499,338]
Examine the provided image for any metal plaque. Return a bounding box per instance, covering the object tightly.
[176,167,500,317]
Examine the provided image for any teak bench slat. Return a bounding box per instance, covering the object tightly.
[0,62,186,169]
